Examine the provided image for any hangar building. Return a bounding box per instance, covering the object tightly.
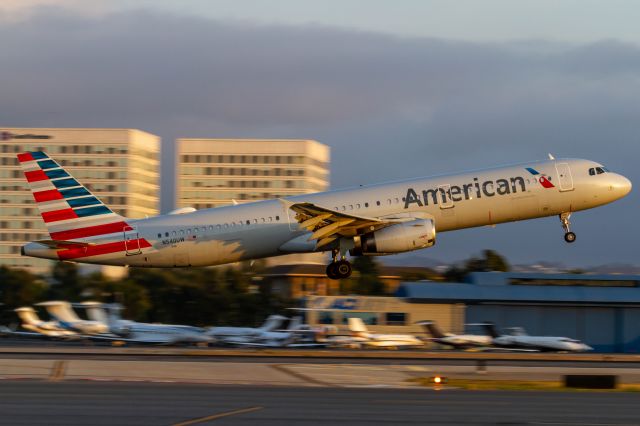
[304,272,640,352]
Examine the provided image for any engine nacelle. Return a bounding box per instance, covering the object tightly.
[351,218,436,255]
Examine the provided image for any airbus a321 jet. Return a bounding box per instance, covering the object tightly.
[18,152,631,279]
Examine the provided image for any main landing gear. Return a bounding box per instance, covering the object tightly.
[560,212,576,243]
[326,249,352,280]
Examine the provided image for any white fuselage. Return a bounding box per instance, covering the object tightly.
[23,158,632,266]
[493,335,592,352]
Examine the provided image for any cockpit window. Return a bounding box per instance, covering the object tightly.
[589,167,610,176]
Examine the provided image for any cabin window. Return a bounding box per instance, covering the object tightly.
[253,219,257,224]
[276,215,280,221]
[165,232,169,237]
[187,229,192,234]
[268,217,273,222]
[376,201,381,206]
[216,224,221,230]
[172,231,176,236]
[246,220,250,225]
[356,203,361,209]
[387,199,392,205]
[157,233,161,238]
[365,202,369,208]
[224,223,229,228]
[394,198,399,204]
[341,206,346,211]
[193,228,197,233]
[261,218,265,223]
[208,225,213,231]
[179,230,184,236]
[349,205,353,210]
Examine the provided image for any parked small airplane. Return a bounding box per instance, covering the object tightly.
[482,323,592,352]
[328,317,423,349]
[206,315,288,344]
[79,302,212,345]
[36,301,109,335]
[416,320,492,349]
[17,152,631,279]
[13,307,77,338]
[226,317,322,347]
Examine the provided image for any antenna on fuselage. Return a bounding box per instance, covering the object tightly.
[548,153,555,160]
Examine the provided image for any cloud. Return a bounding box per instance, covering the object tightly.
[1,8,638,266]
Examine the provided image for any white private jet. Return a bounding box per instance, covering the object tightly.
[18,152,631,279]
[206,315,288,344]
[79,302,213,345]
[36,301,109,335]
[13,307,77,338]
[328,317,423,349]
[416,320,492,349]
[225,316,322,347]
[483,323,593,352]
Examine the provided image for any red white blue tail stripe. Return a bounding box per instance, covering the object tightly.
[17,151,151,260]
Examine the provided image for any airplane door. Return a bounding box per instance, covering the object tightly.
[438,184,454,209]
[123,225,142,255]
[555,163,574,192]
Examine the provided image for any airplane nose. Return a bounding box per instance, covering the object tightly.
[617,174,632,197]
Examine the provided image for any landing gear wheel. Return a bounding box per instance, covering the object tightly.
[326,262,339,280]
[559,213,576,244]
[336,260,352,279]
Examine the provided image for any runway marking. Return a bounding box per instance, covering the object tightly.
[271,364,334,387]
[172,406,263,426]
[48,360,66,381]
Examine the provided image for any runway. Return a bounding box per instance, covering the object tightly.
[1,381,639,425]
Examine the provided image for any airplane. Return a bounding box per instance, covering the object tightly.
[416,320,492,349]
[79,302,213,345]
[12,307,78,338]
[224,316,323,347]
[206,315,288,344]
[36,301,109,335]
[328,317,424,349]
[17,151,631,279]
[482,323,593,352]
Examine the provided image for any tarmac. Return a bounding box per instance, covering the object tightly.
[1,381,639,425]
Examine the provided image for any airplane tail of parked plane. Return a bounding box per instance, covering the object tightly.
[36,301,81,323]
[416,320,449,339]
[259,315,288,332]
[14,307,42,326]
[347,317,371,338]
[17,151,151,260]
[480,322,500,338]
[80,302,109,324]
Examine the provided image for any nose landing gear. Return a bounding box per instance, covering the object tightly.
[560,212,576,243]
[326,249,352,279]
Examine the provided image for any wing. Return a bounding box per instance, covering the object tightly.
[286,202,394,249]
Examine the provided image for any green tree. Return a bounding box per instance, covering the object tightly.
[352,256,386,295]
[0,266,47,324]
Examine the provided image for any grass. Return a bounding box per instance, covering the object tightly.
[409,377,640,392]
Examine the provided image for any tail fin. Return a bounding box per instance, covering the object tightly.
[14,307,41,326]
[259,315,287,332]
[481,322,500,338]
[80,302,108,324]
[16,151,126,241]
[347,317,369,334]
[36,301,81,323]
[416,320,448,338]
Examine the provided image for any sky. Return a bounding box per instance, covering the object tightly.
[1,1,638,267]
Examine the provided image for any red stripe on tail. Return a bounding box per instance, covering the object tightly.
[57,239,152,260]
[33,189,64,202]
[50,221,129,240]
[24,170,49,182]
[17,152,35,163]
[41,208,78,223]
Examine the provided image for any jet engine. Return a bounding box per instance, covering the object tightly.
[351,218,436,255]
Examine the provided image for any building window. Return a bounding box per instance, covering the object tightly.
[342,312,378,325]
[385,313,407,326]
